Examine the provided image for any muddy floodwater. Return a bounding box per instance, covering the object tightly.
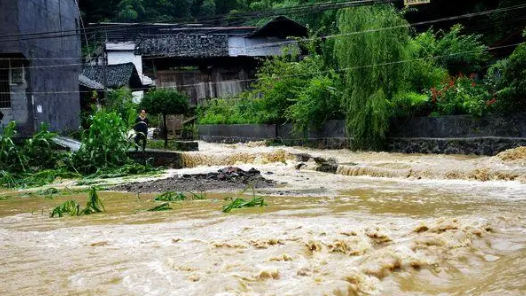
[1,143,526,296]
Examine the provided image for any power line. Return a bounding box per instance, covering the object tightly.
[0,0,395,41]
[0,5,523,66]
[1,1,524,51]
[0,42,519,95]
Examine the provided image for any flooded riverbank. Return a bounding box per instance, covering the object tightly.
[1,143,526,295]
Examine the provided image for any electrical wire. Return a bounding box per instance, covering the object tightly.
[0,5,523,65]
[0,42,519,95]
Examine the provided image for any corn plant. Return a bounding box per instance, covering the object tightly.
[222,197,267,213]
[147,202,172,211]
[81,186,105,214]
[221,186,267,213]
[154,191,187,202]
[72,110,131,174]
[189,191,206,200]
[50,200,81,218]
[49,187,105,218]
[0,122,26,173]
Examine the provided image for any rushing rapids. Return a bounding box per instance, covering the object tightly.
[1,142,526,296]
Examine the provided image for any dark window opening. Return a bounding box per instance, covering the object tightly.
[0,68,11,109]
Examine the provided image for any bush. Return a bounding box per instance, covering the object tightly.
[493,35,526,112]
[392,92,431,118]
[286,75,342,134]
[429,75,495,117]
[197,97,264,125]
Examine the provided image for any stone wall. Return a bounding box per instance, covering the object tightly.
[198,114,526,155]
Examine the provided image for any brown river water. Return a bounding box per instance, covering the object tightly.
[1,143,526,296]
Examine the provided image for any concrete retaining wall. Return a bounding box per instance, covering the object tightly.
[198,114,526,155]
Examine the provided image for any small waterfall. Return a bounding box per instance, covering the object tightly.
[181,149,293,168]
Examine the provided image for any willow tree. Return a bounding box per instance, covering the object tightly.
[335,5,409,150]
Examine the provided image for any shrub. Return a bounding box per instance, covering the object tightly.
[494,35,526,112]
[392,92,431,118]
[429,75,495,117]
[286,75,342,134]
[197,97,264,125]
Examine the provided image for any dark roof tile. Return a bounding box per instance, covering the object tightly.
[81,63,144,89]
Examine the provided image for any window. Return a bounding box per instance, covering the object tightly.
[0,67,10,109]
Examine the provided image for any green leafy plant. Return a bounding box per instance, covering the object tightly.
[50,200,81,218]
[189,191,206,200]
[411,25,490,75]
[221,187,267,213]
[50,187,105,218]
[286,74,342,134]
[392,92,431,118]
[72,110,131,174]
[429,75,494,116]
[154,191,187,201]
[147,202,172,211]
[222,196,267,213]
[105,87,139,128]
[82,186,106,214]
[492,34,526,112]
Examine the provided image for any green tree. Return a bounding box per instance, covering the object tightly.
[335,4,409,150]
[199,0,217,17]
[140,89,190,147]
[117,0,146,22]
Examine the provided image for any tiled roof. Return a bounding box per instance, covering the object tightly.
[81,63,144,89]
[135,34,229,58]
[79,74,104,90]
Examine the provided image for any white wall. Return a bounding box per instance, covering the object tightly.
[106,42,143,74]
[228,37,298,57]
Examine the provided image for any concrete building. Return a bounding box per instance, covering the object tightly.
[0,0,81,135]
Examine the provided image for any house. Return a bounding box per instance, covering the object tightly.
[86,16,307,105]
[0,0,81,135]
[80,62,150,106]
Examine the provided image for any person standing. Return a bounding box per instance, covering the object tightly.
[134,109,149,151]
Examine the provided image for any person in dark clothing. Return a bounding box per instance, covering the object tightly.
[134,109,149,151]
